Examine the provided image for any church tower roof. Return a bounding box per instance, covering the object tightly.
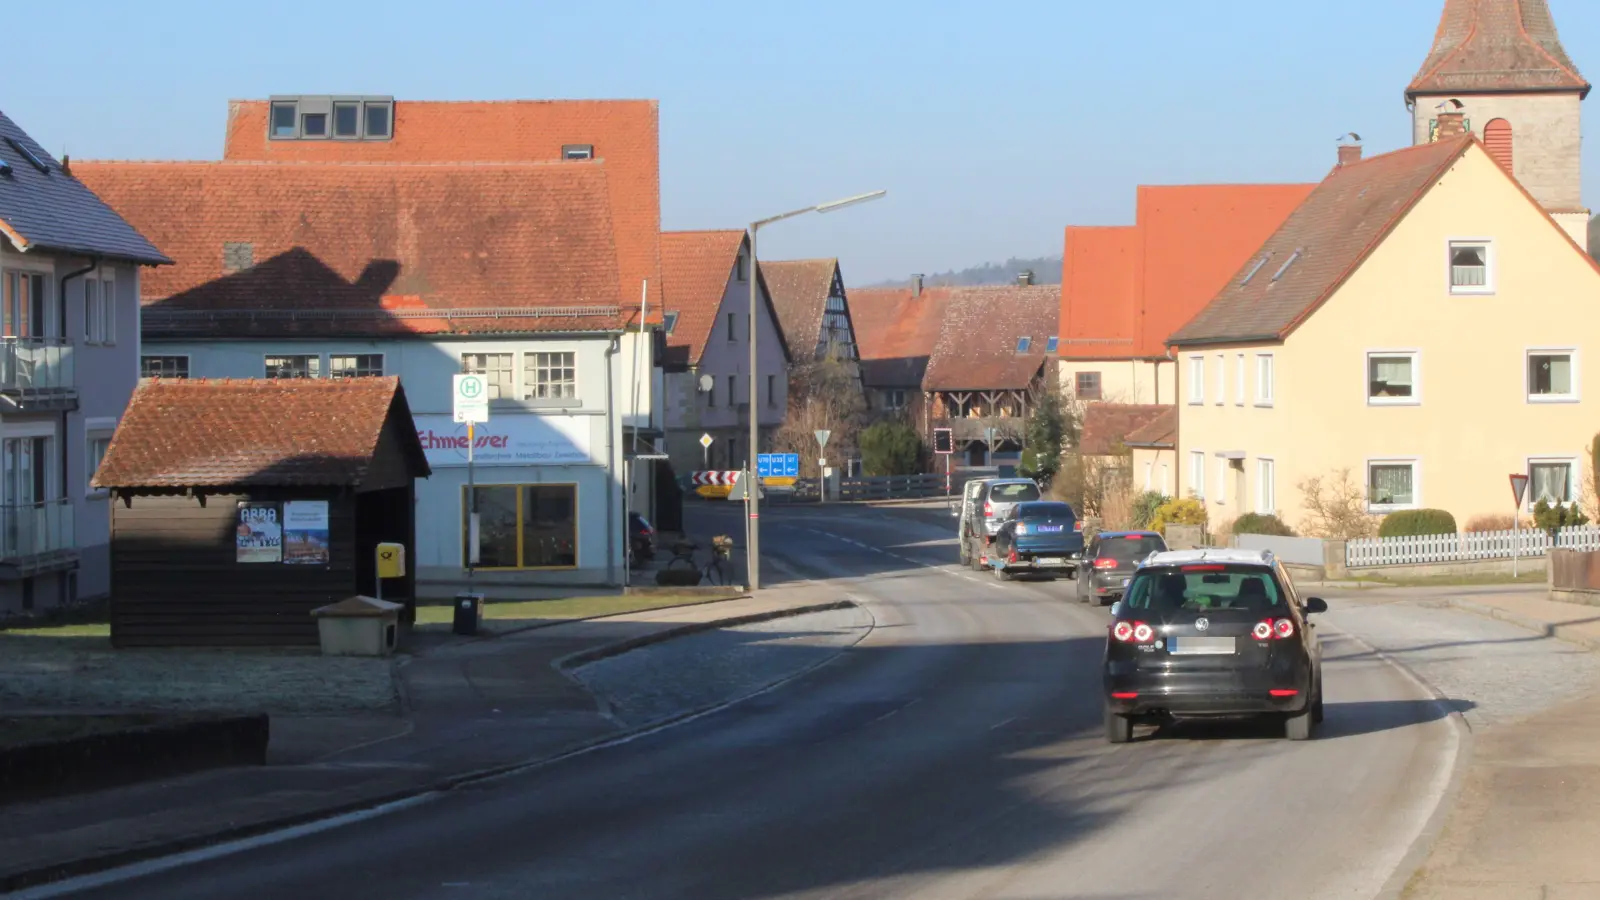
[1407,0,1589,102]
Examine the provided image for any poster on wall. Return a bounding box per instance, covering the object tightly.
[283,501,331,565]
[236,502,282,563]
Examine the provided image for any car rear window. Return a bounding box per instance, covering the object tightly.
[1098,535,1165,562]
[1016,502,1074,520]
[1122,565,1284,612]
[989,483,1041,502]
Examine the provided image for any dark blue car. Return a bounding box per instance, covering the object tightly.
[989,501,1086,581]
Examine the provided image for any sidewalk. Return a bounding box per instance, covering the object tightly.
[1391,587,1600,899]
[0,584,852,893]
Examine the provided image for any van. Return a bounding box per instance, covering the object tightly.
[956,477,1043,569]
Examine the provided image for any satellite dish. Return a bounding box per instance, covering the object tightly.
[697,374,714,393]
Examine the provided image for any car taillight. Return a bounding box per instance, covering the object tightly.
[1074,520,1084,532]
[984,501,993,517]
[1093,558,1118,570]
[1007,548,1018,563]
[1015,524,1028,535]
[1254,618,1296,640]
[1112,621,1155,644]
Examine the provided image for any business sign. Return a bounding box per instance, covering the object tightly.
[414,414,592,467]
[283,501,331,565]
[453,374,489,424]
[757,453,800,478]
[236,502,282,563]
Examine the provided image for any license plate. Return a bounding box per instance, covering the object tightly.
[1168,636,1236,655]
[1037,557,1063,566]
[1036,525,1064,533]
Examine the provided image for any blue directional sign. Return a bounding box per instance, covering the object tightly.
[757,453,800,478]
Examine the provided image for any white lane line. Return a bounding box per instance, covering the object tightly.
[989,716,1018,731]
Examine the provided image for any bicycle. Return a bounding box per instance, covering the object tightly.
[663,536,734,585]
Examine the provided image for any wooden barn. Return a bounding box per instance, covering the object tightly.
[92,377,430,647]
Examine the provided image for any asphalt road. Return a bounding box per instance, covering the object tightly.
[52,503,1458,900]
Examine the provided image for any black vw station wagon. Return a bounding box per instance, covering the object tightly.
[1102,548,1327,743]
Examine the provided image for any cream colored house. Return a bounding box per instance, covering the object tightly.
[1169,129,1600,531]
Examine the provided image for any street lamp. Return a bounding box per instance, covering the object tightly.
[746,189,886,590]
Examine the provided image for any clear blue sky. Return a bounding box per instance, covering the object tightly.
[7,0,1599,285]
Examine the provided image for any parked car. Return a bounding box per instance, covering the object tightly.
[989,501,1086,581]
[628,512,655,565]
[956,477,1044,570]
[1076,531,1168,605]
[1102,548,1327,744]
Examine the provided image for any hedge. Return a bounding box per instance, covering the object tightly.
[1378,508,1457,538]
[1230,513,1296,537]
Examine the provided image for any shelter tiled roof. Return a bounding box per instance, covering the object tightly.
[1170,137,1478,345]
[849,286,954,389]
[761,259,839,361]
[1082,404,1171,455]
[72,160,629,336]
[923,285,1061,392]
[0,110,168,265]
[222,99,663,308]
[1123,406,1177,449]
[1407,0,1588,100]
[1060,184,1313,360]
[93,377,429,489]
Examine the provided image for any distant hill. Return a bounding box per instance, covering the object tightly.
[864,255,1063,289]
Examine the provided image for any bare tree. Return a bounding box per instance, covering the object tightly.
[1297,468,1379,539]
[767,358,868,479]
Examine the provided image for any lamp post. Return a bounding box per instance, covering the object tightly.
[746,189,886,590]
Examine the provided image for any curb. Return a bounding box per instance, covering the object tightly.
[1440,597,1600,651]
[1325,624,1475,900]
[407,592,755,647]
[0,599,864,897]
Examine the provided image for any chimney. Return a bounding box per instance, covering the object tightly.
[1436,111,1467,141]
[911,274,923,298]
[1018,270,1034,287]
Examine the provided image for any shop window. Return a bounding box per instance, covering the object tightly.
[464,483,577,569]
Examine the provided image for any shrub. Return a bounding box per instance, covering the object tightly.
[1129,491,1168,530]
[1231,513,1296,537]
[1297,468,1378,539]
[1379,509,1458,538]
[1533,499,1591,537]
[858,421,922,476]
[1464,513,1529,533]
[1149,497,1207,535]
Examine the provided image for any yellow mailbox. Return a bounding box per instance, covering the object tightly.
[376,542,406,579]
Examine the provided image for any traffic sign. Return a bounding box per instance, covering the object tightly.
[1510,473,1530,507]
[453,374,490,424]
[757,453,800,479]
[699,433,714,449]
[815,430,832,451]
[933,427,954,455]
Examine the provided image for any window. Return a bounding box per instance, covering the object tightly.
[1449,240,1493,294]
[1527,350,1577,402]
[1046,336,1059,353]
[271,102,297,138]
[87,435,112,490]
[1189,450,1205,500]
[4,435,53,508]
[1529,459,1576,506]
[1256,458,1275,515]
[524,351,576,401]
[1016,337,1032,353]
[301,112,328,138]
[707,377,716,408]
[1215,355,1225,405]
[462,353,513,399]
[1075,371,1102,400]
[735,254,748,282]
[364,102,392,139]
[1143,461,1153,491]
[330,354,384,378]
[1367,351,1418,404]
[725,437,738,468]
[464,484,577,569]
[1235,354,1246,405]
[265,354,320,379]
[333,102,360,138]
[140,355,188,379]
[726,374,737,406]
[727,312,738,342]
[1368,461,1417,510]
[663,311,679,335]
[1255,354,1274,405]
[562,144,594,160]
[1216,458,1228,504]
[1188,356,1204,404]
[766,374,776,407]
[2,270,48,338]
[84,274,115,345]
[82,279,97,343]
[884,388,907,410]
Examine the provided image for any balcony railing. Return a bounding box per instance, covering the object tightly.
[0,499,75,563]
[0,338,75,395]
[931,416,1028,443]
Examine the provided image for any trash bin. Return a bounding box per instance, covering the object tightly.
[454,591,484,636]
[310,595,404,657]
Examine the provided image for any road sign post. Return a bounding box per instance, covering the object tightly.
[699,432,713,470]
[1510,473,1530,577]
[453,374,490,584]
[814,430,832,504]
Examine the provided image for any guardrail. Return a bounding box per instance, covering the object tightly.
[0,498,75,562]
[0,338,74,395]
[1346,525,1600,567]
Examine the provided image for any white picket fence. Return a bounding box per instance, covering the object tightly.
[1346,526,1600,568]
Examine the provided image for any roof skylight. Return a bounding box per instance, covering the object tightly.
[1240,254,1271,285]
[4,137,49,174]
[1016,337,1032,352]
[1046,336,1059,353]
[1271,249,1303,282]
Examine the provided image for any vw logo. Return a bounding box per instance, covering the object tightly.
[1195,617,1210,632]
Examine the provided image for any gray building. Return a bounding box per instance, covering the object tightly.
[0,111,170,615]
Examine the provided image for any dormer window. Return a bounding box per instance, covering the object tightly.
[563,144,594,160]
[333,102,361,138]
[271,103,297,138]
[1016,337,1032,352]
[301,112,328,138]
[269,96,394,141]
[1046,336,1059,353]
[663,311,679,334]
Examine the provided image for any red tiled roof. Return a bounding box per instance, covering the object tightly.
[923,286,1061,392]
[1060,184,1314,360]
[72,160,629,336]
[93,377,429,489]
[1170,138,1477,345]
[660,230,744,367]
[761,259,839,361]
[1082,404,1171,455]
[1123,406,1177,449]
[1407,0,1588,100]
[222,99,663,308]
[849,286,954,388]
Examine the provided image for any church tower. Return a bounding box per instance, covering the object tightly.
[1407,0,1590,244]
